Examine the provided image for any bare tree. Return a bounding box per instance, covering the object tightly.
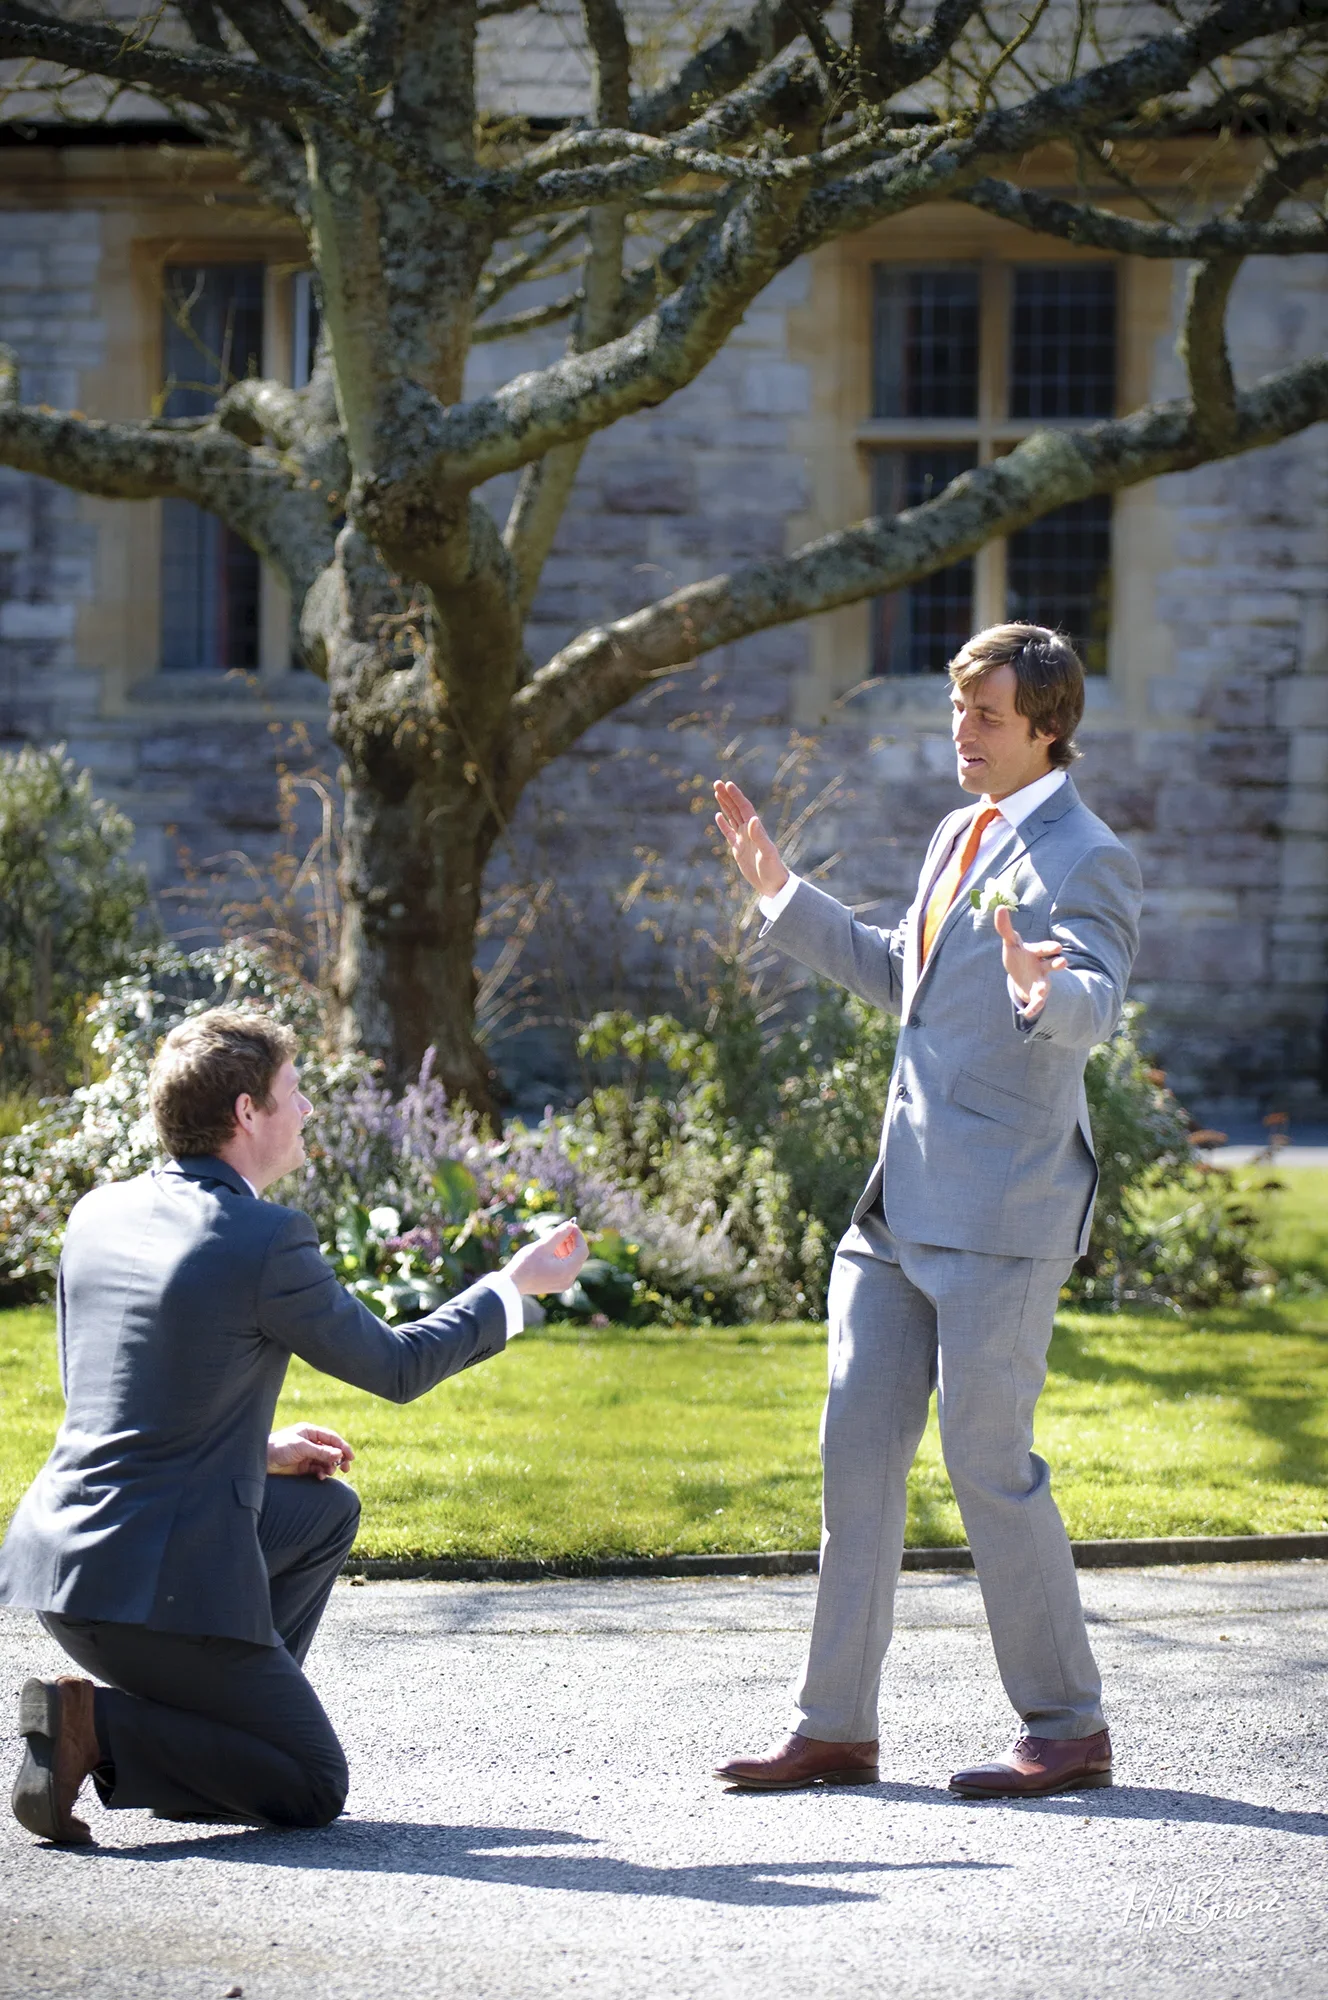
[0,0,1325,1111]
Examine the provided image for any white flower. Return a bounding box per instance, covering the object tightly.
[970,878,1019,917]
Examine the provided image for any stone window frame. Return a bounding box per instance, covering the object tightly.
[785,200,1176,733]
[132,231,309,692]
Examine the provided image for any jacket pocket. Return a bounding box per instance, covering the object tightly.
[233,1476,266,1512]
[952,1069,1051,1133]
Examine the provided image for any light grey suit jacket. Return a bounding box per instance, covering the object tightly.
[766,778,1142,1261]
[0,1156,508,1644]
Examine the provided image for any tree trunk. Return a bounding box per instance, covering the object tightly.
[335,754,498,1112]
[310,530,509,1116]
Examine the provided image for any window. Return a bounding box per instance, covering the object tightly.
[159,263,264,672]
[868,263,1116,675]
[291,270,321,389]
[871,448,976,675]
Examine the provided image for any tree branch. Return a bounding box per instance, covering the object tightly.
[475,214,588,315]
[874,0,987,98]
[0,2,353,129]
[214,0,327,76]
[0,2,467,207]
[631,2,832,136]
[505,353,1328,793]
[0,355,336,599]
[215,377,306,449]
[358,176,806,545]
[500,0,632,617]
[958,177,1328,256]
[792,0,1328,251]
[1179,139,1328,451]
[471,294,582,344]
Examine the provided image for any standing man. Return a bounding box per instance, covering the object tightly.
[2,1008,586,1844]
[712,624,1141,1799]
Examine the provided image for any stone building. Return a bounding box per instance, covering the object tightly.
[0,17,1325,1125]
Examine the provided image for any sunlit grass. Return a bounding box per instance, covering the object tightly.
[3,1293,1324,1559]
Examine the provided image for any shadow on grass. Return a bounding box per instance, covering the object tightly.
[86,1820,1005,1902]
[1049,1310,1328,1494]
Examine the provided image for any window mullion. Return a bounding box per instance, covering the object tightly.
[975,260,1007,629]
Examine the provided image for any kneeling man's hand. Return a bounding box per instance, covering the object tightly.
[504,1220,589,1296]
[268,1423,355,1479]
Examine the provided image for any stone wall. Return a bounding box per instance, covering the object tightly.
[0,185,1324,1125]
[0,209,102,746]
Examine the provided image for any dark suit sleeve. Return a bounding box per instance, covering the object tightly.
[1013,837,1142,1049]
[256,1211,508,1403]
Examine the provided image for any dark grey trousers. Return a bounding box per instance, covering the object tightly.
[42,1473,360,1829]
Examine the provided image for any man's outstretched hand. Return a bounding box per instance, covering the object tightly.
[994,906,1068,1022]
[268,1423,354,1479]
[713,780,790,900]
[504,1220,589,1297]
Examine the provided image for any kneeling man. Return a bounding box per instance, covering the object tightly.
[1,1009,586,1843]
[713,624,1141,1798]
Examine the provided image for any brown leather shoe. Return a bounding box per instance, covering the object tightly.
[12,1677,101,1844]
[949,1728,1112,1798]
[715,1733,879,1790]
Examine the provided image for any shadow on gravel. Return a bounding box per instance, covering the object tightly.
[89,1822,1005,1904]
[945,1786,1328,1835]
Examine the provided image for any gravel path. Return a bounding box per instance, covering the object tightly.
[3,1562,1325,2000]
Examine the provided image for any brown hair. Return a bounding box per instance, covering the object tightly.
[948,622,1085,770]
[148,1008,298,1160]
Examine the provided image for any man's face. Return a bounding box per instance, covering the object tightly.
[950,663,1056,801]
[250,1059,312,1185]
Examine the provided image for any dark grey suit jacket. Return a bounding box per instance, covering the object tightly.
[766,778,1142,1261]
[0,1156,507,1644]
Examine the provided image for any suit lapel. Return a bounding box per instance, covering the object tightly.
[909,778,1081,1001]
[907,808,970,994]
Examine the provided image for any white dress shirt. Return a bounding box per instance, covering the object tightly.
[758,768,1067,924]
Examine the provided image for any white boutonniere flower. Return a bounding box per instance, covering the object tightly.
[970,878,1019,918]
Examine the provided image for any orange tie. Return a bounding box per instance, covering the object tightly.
[920,807,1001,964]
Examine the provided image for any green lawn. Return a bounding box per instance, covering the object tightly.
[3,1168,1324,1560]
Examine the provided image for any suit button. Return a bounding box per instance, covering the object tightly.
[896,1087,910,1103]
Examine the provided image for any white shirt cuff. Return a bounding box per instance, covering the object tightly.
[484,1271,525,1340]
[758,872,801,922]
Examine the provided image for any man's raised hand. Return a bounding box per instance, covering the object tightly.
[713,780,790,899]
[994,906,1067,1022]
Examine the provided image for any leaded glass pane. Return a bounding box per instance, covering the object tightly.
[160,264,264,671]
[872,449,976,675]
[872,266,980,419]
[1006,494,1112,673]
[1009,266,1116,419]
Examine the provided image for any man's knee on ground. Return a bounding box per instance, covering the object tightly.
[274,1746,349,1829]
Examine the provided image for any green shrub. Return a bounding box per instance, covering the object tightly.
[0,945,750,1321]
[572,990,1271,1317]
[0,745,151,1091]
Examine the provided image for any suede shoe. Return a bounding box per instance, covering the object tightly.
[12,1677,101,1844]
[715,1733,879,1790]
[949,1728,1112,1798]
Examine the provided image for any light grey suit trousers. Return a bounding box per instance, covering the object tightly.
[794,1208,1101,1742]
